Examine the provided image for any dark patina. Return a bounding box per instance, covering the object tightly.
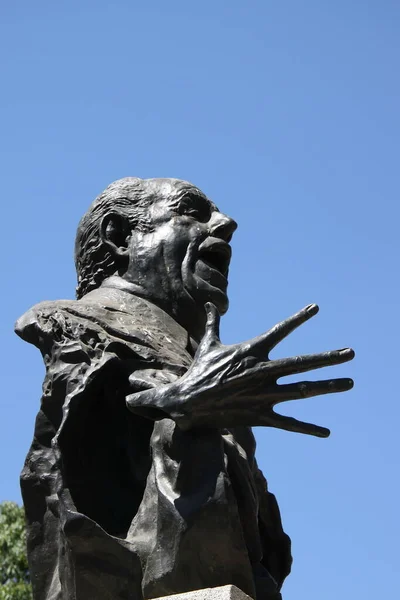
[16,177,354,600]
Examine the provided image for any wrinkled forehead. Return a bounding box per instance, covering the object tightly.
[144,178,218,211]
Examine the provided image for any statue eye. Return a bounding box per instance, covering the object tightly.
[179,195,212,223]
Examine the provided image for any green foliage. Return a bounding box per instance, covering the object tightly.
[0,502,32,600]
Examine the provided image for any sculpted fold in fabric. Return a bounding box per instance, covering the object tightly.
[16,289,290,600]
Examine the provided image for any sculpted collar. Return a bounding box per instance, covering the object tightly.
[84,278,196,358]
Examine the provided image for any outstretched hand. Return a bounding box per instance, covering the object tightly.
[126,303,354,437]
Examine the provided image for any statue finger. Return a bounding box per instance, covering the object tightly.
[248,304,319,355]
[273,377,354,403]
[260,411,331,438]
[204,302,221,342]
[268,348,355,378]
[195,302,221,357]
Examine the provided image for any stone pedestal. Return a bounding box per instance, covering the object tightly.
[151,585,253,600]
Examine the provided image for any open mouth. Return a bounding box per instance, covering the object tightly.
[197,238,232,278]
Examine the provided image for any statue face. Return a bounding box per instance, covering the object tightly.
[124,179,237,315]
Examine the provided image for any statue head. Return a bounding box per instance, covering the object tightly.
[75,177,237,337]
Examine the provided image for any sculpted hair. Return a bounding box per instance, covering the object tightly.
[74,177,154,299]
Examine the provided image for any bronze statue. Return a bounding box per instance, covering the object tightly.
[16,178,354,600]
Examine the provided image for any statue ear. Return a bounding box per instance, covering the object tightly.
[100,213,131,259]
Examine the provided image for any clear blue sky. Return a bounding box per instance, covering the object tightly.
[1,2,399,599]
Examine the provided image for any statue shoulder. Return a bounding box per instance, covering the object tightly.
[15,299,80,348]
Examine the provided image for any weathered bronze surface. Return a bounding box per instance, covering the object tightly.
[16,178,354,599]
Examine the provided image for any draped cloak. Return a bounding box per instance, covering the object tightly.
[15,286,292,600]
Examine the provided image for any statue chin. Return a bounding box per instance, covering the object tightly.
[189,269,230,315]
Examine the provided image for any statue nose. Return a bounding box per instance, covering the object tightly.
[210,213,237,242]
